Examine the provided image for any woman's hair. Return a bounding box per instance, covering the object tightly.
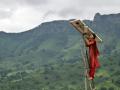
[92,33,96,39]
[83,33,96,39]
[83,33,87,36]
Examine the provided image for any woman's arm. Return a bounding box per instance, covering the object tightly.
[84,38,95,46]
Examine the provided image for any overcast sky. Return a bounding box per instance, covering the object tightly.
[0,0,120,33]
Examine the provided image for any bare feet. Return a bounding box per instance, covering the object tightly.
[89,77,93,80]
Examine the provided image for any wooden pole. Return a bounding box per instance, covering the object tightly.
[80,46,88,90]
[70,19,100,90]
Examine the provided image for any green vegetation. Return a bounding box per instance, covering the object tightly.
[0,13,120,89]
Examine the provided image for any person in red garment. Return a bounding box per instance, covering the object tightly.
[83,33,100,80]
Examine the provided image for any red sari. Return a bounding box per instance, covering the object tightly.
[86,39,100,79]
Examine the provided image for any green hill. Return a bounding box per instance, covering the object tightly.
[0,13,120,90]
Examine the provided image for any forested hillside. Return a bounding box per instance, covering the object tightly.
[0,13,120,90]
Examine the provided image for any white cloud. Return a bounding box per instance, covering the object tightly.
[0,6,45,32]
[0,0,120,32]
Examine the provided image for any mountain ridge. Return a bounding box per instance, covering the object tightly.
[0,13,120,89]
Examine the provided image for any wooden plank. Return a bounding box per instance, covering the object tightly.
[70,19,102,42]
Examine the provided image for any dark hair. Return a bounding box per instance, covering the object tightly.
[83,33,87,36]
[92,33,96,39]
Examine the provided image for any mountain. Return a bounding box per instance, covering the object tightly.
[0,13,120,90]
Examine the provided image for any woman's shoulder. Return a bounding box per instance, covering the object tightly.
[89,38,96,44]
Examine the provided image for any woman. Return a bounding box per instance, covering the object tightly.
[84,33,100,80]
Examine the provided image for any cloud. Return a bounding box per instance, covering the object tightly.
[0,8,13,19]
[0,0,120,32]
[0,7,45,32]
[23,0,49,6]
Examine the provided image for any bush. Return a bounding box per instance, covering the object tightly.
[100,87,107,90]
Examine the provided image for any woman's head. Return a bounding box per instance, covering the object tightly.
[83,33,96,39]
[89,33,96,39]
